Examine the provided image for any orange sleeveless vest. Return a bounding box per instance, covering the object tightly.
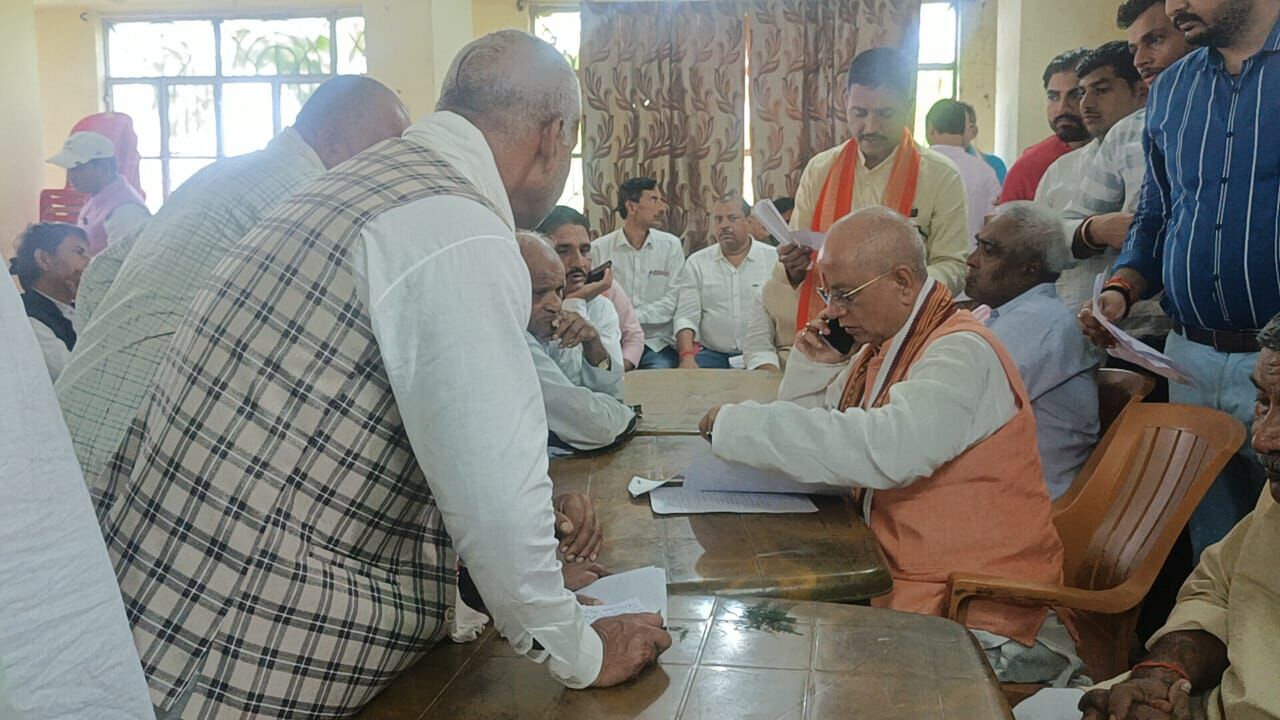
[863,312,1067,645]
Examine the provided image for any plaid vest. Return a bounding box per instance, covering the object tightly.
[93,135,501,718]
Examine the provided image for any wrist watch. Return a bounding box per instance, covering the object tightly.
[596,356,611,370]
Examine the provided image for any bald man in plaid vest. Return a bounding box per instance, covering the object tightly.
[91,32,670,718]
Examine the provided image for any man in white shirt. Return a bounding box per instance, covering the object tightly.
[1036,41,1163,342]
[88,31,668,718]
[675,194,778,368]
[926,99,1001,244]
[591,177,686,369]
[0,268,153,719]
[520,231,636,451]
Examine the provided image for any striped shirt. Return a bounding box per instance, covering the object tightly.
[1116,17,1280,332]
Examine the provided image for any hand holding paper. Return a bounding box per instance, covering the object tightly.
[1091,274,1194,385]
[752,199,825,251]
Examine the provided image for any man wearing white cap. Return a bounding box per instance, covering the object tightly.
[47,131,149,256]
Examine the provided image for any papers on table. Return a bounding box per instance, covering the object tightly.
[650,487,818,515]
[578,566,668,621]
[682,446,845,495]
[752,199,825,251]
[1092,274,1194,385]
[628,475,672,498]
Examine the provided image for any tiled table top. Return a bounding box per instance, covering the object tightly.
[360,596,1013,720]
[624,369,781,435]
[550,436,891,603]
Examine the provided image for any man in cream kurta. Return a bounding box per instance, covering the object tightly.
[57,76,411,482]
[701,207,1078,685]
[1017,313,1280,720]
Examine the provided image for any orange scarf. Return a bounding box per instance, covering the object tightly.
[838,280,956,412]
[796,129,922,330]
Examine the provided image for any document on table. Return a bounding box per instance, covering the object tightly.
[752,199,825,251]
[578,566,667,621]
[650,487,818,515]
[682,446,845,495]
[1092,274,1194,385]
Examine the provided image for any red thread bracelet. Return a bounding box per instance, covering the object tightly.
[1131,661,1191,685]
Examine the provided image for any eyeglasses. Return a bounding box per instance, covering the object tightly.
[817,270,893,307]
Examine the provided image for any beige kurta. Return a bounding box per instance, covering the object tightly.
[1144,489,1280,720]
[790,141,971,294]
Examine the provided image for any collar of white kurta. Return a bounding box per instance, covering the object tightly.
[270,126,326,172]
[862,276,938,409]
[402,111,516,230]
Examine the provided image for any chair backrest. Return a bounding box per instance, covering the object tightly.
[39,188,89,223]
[69,112,144,198]
[1053,403,1244,595]
[1096,368,1156,433]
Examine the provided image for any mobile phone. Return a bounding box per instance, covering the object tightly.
[585,260,612,284]
[822,317,856,355]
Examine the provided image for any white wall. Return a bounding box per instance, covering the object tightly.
[2,0,46,262]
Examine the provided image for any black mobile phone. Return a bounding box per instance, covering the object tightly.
[823,317,857,355]
[585,260,613,284]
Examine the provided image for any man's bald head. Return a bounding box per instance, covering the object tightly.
[822,207,927,280]
[817,207,929,348]
[438,31,582,229]
[293,76,410,169]
[517,230,566,340]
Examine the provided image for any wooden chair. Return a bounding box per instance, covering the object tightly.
[945,403,1244,685]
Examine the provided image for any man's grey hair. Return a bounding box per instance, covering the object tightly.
[437,30,581,145]
[993,201,1072,274]
[1260,313,1280,352]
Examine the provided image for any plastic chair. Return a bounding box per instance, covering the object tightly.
[1054,368,1159,510]
[1097,368,1157,433]
[944,403,1244,682]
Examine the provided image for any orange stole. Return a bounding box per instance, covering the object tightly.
[840,295,1068,645]
[795,129,922,331]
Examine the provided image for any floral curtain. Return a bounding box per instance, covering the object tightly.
[581,2,746,255]
[748,0,921,200]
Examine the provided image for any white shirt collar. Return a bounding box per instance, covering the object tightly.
[402,111,515,230]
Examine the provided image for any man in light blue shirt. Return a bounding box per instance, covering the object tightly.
[966,201,1100,499]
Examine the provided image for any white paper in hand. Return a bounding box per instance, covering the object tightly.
[752,199,825,251]
[1092,274,1194,385]
[578,566,668,620]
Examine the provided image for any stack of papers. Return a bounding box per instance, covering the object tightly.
[1091,274,1194,385]
[645,446,828,515]
[752,199,825,251]
[578,566,668,622]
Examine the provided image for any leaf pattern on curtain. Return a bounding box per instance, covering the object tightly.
[748,0,921,200]
[581,1,746,256]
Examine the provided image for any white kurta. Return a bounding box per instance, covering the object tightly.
[591,228,685,351]
[0,277,153,718]
[528,332,636,451]
[26,291,74,382]
[550,296,625,400]
[352,111,602,687]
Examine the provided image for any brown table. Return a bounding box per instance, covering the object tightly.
[624,369,781,435]
[360,595,1014,719]
[551,435,891,603]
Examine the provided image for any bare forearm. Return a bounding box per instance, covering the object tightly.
[676,329,696,355]
[582,338,609,367]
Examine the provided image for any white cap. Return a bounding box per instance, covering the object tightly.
[47,131,116,169]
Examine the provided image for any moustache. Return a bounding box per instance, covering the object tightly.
[1053,114,1083,126]
[858,133,887,144]
[567,269,587,279]
[1172,12,1203,28]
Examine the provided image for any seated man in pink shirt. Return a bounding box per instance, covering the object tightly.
[537,205,645,370]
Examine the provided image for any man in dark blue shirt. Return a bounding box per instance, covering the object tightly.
[1082,0,1280,556]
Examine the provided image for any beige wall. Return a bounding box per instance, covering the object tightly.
[35,8,102,189]
[994,0,1122,159]
[2,0,47,262]
[957,0,998,155]
[364,0,474,120]
[472,0,528,37]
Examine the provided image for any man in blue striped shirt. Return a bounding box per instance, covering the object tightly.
[1083,0,1280,556]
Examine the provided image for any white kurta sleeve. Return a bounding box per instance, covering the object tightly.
[530,336,636,451]
[354,196,602,688]
[712,333,1017,490]
[742,292,781,370]
[29,319,71,382]
[564,297,624,399]
[672,260,702,340]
